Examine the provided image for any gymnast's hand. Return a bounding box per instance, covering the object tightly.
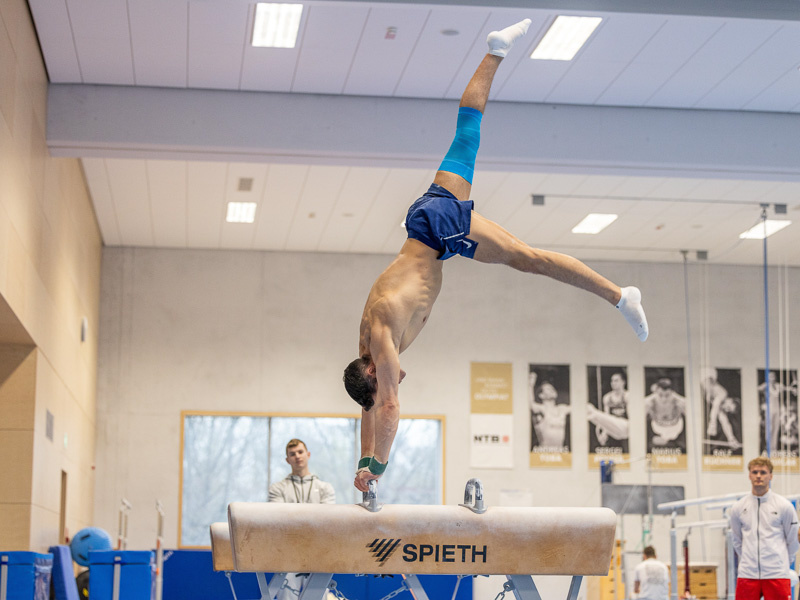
[354,468,381,492]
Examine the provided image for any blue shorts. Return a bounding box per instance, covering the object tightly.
[405,184,477,260]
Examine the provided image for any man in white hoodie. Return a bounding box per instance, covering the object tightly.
[268,438,336,504]
[729,457,799,600]
[268,439,335,600]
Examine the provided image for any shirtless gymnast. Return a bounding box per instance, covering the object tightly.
[343,18,649,492]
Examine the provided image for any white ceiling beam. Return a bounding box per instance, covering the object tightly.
[48,83,800,182]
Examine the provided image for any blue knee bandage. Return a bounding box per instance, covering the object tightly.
[438,106,482,185]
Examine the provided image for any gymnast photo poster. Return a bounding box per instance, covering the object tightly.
[587,365,630,469]
[470,362,514,469]
[529,364,571,468]
[757,368,799,472]
[644,366,687,470]
[700,367,743,472]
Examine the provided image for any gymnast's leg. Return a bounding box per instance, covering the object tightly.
[432,19,648,341]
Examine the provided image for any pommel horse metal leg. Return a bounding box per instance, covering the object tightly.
[297,574,332,600]
[255,572,289,600]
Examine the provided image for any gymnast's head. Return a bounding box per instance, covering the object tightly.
[343,356,406,411]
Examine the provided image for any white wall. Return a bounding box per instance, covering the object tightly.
[95,247,799,573]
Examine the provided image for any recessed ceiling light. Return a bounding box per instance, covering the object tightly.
[572,213,618,234]
[226,202,257,223]
[252,3,303,48]
[530,15,602,61]
[739,220,791,239]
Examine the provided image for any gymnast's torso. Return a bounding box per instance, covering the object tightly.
[359,239,443,356]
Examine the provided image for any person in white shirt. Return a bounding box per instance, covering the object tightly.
[634,546,669,600]
[268,438,336,504]
[268,439,335,599]
[729,457,799,600]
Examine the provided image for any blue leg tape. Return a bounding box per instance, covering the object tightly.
[438,106,482,185]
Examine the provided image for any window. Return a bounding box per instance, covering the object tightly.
[179,412,444,547]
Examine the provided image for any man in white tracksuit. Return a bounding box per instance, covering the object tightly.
[729,457,799,600]
[268,439,336,600]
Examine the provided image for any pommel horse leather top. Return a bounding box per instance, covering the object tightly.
[209,522,235,572]
[227,501,616,576]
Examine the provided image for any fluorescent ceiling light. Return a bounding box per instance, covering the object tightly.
[572,213,618,234]
[252,3,303,48]
[530,16,602,61]
[226,202,257,223]
[739,220,791,239]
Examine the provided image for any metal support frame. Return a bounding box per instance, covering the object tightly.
[298,573,333,599]
[249,572,584,600]
[1,556,8,600]
[256,572,287,600]
[402,574,431,600]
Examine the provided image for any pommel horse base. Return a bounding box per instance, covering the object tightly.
[212,480,617,600]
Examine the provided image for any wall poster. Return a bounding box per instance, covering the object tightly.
[470,362,514,469]
[529,364,571,468]
[644,366,687,470]
[587,365,630,469]
[758,368,799,472]
[700,367,743,471]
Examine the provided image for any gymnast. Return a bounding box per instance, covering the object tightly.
[343,18,649,492]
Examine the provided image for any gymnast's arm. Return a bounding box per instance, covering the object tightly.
[355,329,400,492]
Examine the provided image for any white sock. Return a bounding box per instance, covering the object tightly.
[487,18,532,58]
[616,286,649,342]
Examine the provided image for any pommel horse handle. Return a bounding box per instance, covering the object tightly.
[359,479,381,512]
[459,478,486,514]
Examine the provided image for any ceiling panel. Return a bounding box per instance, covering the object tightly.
[186,161,227,247]
[104,159,153,246]
[694,24,800,110]
[596,17,723,106]
[394,7,489,99]
[744,66,800,113]
[146,160,187,248]
[291,4,370,94]
[187,2,248,90]
[219,162,269,249]
[284,165,350,250]
[478,172,548,224]
[26,0,81,82]
[81,158,120,245]
[351,168,430,253]
[343,6,429,97]
[66,0,134,85]
[128,0,188,87]
[252,164,309,250]
[317,166,389,252]
[644,19,783,108]
[544,14,666,105]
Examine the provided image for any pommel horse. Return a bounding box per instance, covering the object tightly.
[211,479,616,600]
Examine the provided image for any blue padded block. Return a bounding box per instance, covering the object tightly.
[48,546,79,600]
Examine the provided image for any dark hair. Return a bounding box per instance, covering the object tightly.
[285,439,307,455]
[343,357,376,411]
[655,378,672,391]
[643,546,656,558]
